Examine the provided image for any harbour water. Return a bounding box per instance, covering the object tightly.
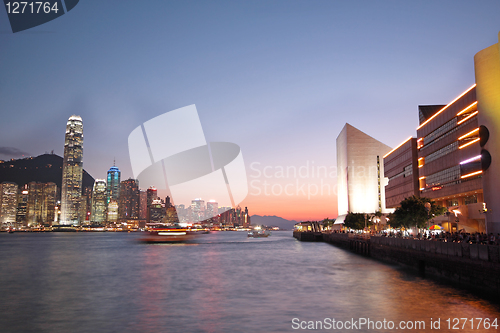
[1,231,499,332]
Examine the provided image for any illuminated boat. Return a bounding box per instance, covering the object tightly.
[140,228,198,243]
[247,230,271,238]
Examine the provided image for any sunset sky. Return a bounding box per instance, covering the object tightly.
[1,1,500,221]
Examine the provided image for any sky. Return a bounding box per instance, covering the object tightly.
[1,0,500,221]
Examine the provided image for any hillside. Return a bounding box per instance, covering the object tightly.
[250,215,298,230]
[0,153,95,194]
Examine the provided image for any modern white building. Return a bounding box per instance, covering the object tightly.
[475,32,500,234]
[336,123,392,225]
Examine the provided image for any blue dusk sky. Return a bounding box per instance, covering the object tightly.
[1,0,499,220]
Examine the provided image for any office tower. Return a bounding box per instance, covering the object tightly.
[91,179,107,223]
[206,200,218,219]
[243,206,250,227]
[165,206,179,224]
[149,198,164,223]
[416,85,484,232]
[0,182,18,225]
[26,182,58,226]
[191,198,205,221]
[107,200,119,223]
[336,123,392,224]
[60,115,83,225]
[146,186,157,222]
[118,179,140,221]
[383,137,419,209]
[106,164,121,205]
[26,182,43,226]
[42,182,57,226]
[165,196,172,208]
[16,186,28,226]
[139,190,147,220]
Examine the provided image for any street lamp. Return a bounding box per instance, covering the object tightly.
[424,202,431,236]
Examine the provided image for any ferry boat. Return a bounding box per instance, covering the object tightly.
[139,228,198,243]
[248,230,271,238]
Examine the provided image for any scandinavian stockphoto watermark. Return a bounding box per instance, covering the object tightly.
[248,161,338,200]
[127,105,248,222]
[3,0,80,33]
[248,161,381,200]
[291,317,499,330]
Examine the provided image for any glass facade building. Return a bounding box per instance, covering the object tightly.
[106,165,121,205]
[60,115,83,225]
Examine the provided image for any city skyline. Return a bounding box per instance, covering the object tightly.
[1,1,500,220]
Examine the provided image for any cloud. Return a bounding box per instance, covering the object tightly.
[0,147,30,158]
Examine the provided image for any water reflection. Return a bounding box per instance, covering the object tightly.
[0,232,498,332]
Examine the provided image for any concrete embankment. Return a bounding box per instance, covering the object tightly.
[294,231,500,297]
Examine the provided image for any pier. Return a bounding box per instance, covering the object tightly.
[294,231,500,297]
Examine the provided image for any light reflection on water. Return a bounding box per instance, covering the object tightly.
[0,231,499,332]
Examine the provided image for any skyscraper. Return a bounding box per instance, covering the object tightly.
[0,182,18,226]
[106,164,121,205]
[118,179,140,221]
[91,179,107,223]
[26,182,57,227]
[42,182,57,226]
[61,115,83,225]
[146,186,157,222]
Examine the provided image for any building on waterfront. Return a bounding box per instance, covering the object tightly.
[106,164,120,205]
[335,123,393,226]
[149,198,164,223]
[42,182,57,226]
[474,31,500,234]
[25,182,57,227]
[16,186,28,226]
[191,198,205,221]
[414,84,484,232]
[206,200,218,220]
[146,186,157,222]
[0,182,18,225]
[91,179,107,224]
[383,137,420,209]
[139,190,147,220]
[60,115,83,225]
[107,199,119,223]
[118,178,140,221]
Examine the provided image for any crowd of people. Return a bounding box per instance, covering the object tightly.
[380,230,500,245]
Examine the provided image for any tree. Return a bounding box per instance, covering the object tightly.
[321,218,336,229]
[343,212,371,230]
[390,196,446,230]
[370,210,383,230]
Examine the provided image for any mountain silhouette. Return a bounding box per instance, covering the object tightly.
[0,153,94,196]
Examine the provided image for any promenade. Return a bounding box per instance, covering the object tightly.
[294,230,500,298]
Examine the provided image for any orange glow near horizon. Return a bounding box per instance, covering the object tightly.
[456,101,478,116]
[383,136,413,158]
[458,138,480,149]
[457,111,479,125]
[417,83,477,130]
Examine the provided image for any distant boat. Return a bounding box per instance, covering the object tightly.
[139,228,198,243]
[248,230,271,238]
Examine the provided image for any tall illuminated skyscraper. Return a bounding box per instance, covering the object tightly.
[61,115,83,225]
[118,179,140,221]
[106,164,121,205]
[91,179,107,223]
[0,182,18,226]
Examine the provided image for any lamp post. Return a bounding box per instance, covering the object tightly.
[424,202,431,237]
